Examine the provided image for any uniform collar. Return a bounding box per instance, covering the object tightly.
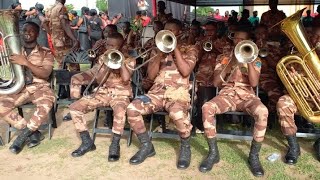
[22,45,40,57]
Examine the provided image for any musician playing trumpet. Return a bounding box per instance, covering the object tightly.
[69,33,136,162]
[200,28,268,177]
[126,19,198,169]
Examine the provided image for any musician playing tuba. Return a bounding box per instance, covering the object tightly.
[276,10,320,165]
[69,33,136,162]
[0,22,56,154]
[200,28,268,177]
[126,19,198,169]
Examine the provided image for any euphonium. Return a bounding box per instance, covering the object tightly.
[276,8,320,123]
[0,10,25,95]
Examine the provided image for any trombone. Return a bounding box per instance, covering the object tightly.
[87,42,105,58]
[220,40,259,83]
[133,30,178,71]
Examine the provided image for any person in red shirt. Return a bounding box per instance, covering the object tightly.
[213,9,222,20]
[141,11,151,27]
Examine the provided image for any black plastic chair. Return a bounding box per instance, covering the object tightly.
[54,50,93,112]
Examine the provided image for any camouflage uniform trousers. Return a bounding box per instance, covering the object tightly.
[202,93,268,142]
[0,84,55,131]
[70,71,93,99]
[127,93,192,138]
[260,72,284,113]
[276,94,298,136]
[69,91,130,135]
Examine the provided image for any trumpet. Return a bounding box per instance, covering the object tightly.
[220,40,259,83]
[258,48,268,58]
[203,41,213,52]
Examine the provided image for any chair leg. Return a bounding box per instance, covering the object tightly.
[51,107,57,128]
[127,128,133,147]
[149,114,154,138]
[92,109,100,143]
[6,124,11,144]
[0,136,4,146]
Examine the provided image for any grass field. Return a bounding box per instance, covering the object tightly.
[0,107,320,180]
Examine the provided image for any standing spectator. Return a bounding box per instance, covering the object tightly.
[141,11,151,27]
[75,7,91,51]
[88,9,103,46]
[223,11,230,21]
[213,9,222,20]
[238,9,252,29]
[313,5,320,26]
[228,10,239,26]
[70,10,79,38]
[302,10,314,28]
[137,0,149,11]
[111,13,123,25]
[249,11,260,28]
[99,12,111,29]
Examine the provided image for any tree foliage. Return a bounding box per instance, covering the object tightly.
[65,4,74,11]
[96,0,108,13]
[192,7,214,16]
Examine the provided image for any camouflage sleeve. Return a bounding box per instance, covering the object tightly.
[214,54,227,71]
[181,44,198,65]
[42,50,54,68]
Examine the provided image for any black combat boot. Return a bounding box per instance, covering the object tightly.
[129,132,155,165]
[248,140,264,177]
[27,130,45,148]
[63,112,72,121]
[313,138,320,162]
[285,135,300,165]
[9,127,33,154]
[199,138,220,172]
[177,136,191,169]
[71,131,96,157]
[108,133,121,162]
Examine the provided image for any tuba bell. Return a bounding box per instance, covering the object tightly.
[0,10,25,95]
[276,8,320,123]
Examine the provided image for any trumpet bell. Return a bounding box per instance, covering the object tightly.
[203,41,213,52]
[155,30,177,53]
[259,48,268,58]
[235,40,259,63]
[102,49,124,69]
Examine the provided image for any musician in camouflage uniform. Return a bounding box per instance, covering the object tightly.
[69,33,136,162]
[194,21,219,131]
[199,29,268,177]
[256,24,284,113]
[126,19,198,169]
[276,25,320,165]
[45,0,79,71]
[0,22,55,154]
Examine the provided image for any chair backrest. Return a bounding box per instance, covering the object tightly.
[62,50,93,69]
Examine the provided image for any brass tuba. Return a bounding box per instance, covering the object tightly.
[0,10,25,95]
[276,8,320,123]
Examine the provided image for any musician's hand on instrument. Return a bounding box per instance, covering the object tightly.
[9,54,28,66]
